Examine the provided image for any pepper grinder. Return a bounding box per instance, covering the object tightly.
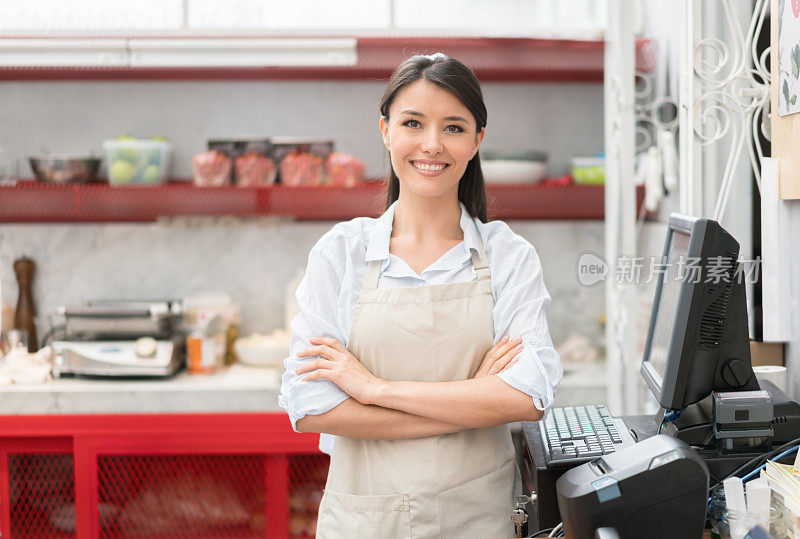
[13,257,37,352]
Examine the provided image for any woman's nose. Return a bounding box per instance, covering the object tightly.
[420,129,443,155]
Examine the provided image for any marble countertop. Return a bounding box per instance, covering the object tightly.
[0,363,284,415]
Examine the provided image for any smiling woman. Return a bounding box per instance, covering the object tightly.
[378,81,483,203]
[278,53,562,539]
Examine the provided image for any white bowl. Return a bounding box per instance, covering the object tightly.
[482,159,547,184]
[234,333,290,368]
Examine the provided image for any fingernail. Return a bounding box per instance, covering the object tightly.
[502,336,509,342]
[515,337,523,343]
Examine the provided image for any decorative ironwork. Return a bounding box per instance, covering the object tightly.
[691,0,770,220]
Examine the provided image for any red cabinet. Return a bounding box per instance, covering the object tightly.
[0,413,325,538]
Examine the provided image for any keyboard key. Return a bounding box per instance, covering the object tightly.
[550,452,577,461]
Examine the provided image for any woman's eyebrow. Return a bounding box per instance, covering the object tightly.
[400,110,469,123]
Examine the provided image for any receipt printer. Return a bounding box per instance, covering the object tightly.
[555,435,708,539]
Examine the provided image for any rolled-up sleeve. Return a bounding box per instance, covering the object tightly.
[493,242,563,413]
[278,246,350,431]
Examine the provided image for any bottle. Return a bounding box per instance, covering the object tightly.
[13,257,37,352]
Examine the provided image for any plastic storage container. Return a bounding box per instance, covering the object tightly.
[207,137,271,184]
[191,150,232,187]
[103,140,172,186]
[571,156,605,185]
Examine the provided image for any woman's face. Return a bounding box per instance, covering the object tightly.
[380,80,484,200]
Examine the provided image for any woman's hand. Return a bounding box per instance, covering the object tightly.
[473,336,523,378]
[295,337,386,405]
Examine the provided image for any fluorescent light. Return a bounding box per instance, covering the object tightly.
[128,38,357,67]
[0,37,357,68]
[0,39,128,67]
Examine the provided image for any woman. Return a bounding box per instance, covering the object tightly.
[279,53,562,538]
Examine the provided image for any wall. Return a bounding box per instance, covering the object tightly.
[0,218,609,347]
[0,78,609,346]
[0,80,605,180]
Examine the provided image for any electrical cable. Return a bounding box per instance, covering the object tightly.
[657,407,686,434]
[740,445,800,482]
[548,522,563,538]
[528,526,555,538]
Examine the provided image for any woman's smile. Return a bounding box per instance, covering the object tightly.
[410,159,450,176]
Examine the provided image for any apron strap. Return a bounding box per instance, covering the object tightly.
[363,259,383,290]
[470,235,491,282]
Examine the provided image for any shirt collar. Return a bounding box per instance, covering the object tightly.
[365,200,481,263]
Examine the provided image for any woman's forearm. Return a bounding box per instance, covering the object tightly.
[295,397,467,439]
[372,375,543,428]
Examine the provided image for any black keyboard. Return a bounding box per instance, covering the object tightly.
[540,405,637,468]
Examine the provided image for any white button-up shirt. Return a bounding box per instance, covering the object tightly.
[279,200,563,454]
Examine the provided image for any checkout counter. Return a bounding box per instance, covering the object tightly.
[510,215,800,538]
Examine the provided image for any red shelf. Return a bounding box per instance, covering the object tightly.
[0,180,644,222]
[0,36,656,82]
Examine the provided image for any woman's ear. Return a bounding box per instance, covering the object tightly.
[470,127,486,160]
[379,116,391,151]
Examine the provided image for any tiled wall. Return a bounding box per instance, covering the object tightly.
[0,74,613,347]
[0,218,612,346]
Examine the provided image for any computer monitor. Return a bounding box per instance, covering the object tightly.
[640,214,758,411]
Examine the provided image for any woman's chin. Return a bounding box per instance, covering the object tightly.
[402,181,459,199]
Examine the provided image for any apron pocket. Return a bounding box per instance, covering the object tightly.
[317,490,411,538]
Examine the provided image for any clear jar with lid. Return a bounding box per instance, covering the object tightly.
[707,483,790,538]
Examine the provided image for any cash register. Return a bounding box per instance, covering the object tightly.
[516,214,800,537]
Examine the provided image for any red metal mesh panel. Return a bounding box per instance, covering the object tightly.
[9,453,76,538]
[0,182,644,222]
[287,454,329,539]
[0,181,387,222]
[97,454,267,538]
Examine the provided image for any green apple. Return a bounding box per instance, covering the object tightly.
[143,164,161,184]
[110,160,137,184]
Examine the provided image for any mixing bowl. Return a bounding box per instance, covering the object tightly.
[29,156,101,184]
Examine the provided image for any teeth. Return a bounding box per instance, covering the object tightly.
[414,162,446,172]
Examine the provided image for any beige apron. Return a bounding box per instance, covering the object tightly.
[316,238,516,538]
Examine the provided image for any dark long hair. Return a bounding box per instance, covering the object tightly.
[379,53,488,223]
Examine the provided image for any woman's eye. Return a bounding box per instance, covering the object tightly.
[402,119,421,128]
[446,125,464,133]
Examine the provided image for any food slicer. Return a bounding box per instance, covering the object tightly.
[50,300,185,378]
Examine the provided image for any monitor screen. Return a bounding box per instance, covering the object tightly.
[646,229,691,390]
[641,213,754,411]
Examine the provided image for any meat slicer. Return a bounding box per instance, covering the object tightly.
[50,300,185,378]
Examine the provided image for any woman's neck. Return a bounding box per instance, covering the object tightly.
[391,194,463,244]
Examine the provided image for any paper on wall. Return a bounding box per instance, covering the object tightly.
[760,157,793,341]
